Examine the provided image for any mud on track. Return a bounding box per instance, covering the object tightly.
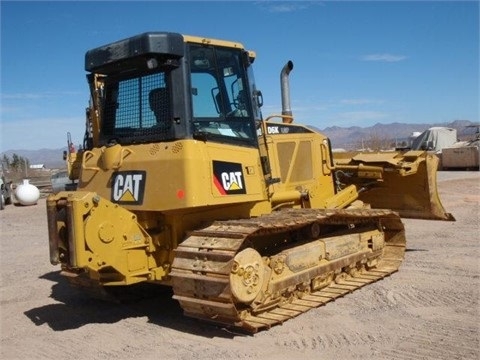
[1,171,478,360]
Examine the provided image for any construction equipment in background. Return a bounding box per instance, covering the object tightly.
[54,132,81,192]
[441,125,479,170]
[410,127,457,152]
[408,125,479,171]
[46,32,453,333]
[0,170,13,210]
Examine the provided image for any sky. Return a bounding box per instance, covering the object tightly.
[1,0,479,151]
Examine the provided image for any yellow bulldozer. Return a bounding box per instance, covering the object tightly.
[47,32,453,333]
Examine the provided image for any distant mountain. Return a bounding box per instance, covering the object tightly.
[322,119,476,149]
[1,148,66,169]
[1,120,477,168]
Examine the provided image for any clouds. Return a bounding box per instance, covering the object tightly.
[0,117,84,151]
[257,0,323,13]
[360,53,408,62]
[265,3,309,13]
[1,1,477,152]
[340,98,385,106]
[330,110,389,124]
[1,91,85,151]
[279,94,394,128]
[2,93,52,100]
[1,91,82,101]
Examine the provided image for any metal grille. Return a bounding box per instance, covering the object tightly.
[103,72,171,142]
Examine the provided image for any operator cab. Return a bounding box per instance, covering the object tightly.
[84,32,263,150]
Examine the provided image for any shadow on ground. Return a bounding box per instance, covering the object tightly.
[24,271,241,338]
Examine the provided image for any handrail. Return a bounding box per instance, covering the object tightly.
[320,143,333,174]
[81,150,100,171]
[264,114,294,124]
[112,147,134,169]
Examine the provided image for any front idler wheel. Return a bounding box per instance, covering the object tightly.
[230,248,265,304]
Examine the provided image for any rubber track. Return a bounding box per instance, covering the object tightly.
[170,208,406,333]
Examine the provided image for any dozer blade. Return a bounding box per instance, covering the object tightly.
[333,150,455,221]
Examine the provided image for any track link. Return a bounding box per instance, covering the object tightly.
[170,208,406,333]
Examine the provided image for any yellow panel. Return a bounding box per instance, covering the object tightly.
[276,142,295,181]
[183,34,245,50]
[78,140,267,212]
[290,141,313,182]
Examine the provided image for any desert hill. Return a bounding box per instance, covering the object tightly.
[1,120,476,168]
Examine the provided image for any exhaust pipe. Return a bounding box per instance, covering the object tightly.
[280,61,294,123]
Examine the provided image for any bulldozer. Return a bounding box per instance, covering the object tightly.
[47,32,453,333]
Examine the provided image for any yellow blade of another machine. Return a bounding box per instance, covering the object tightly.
[333,150,455,221]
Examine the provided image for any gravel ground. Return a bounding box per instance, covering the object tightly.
[1,171,478,360]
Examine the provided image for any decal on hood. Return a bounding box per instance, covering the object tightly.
[213,160,246,195]
[111,171,146,205]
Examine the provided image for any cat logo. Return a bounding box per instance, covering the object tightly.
[213,161,246,195]
[111,171,146,205]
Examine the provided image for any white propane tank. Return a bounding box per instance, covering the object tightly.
[15,179,40,206]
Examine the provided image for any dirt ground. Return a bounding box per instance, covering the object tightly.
[1,171,479,360]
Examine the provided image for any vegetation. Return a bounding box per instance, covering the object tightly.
[1,154,54,193]
[1,153,36,182]
[355,133,394,151]
[2,153,30,172]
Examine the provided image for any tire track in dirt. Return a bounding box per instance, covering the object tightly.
[276,305,479,359]
[383,286,476,308]
[1,174,479,360]
[381,319,478,360]
[402,266,475,279]
[277,328,390,351]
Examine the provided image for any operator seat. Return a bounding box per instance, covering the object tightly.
[149,88,171,127]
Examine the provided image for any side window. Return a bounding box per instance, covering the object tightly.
[101,72,172,144]
[191,73,219,118]
[224,75,248,118]
[105,73,168,130]
[191,71,248,119]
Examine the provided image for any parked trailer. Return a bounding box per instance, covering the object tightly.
[442,146,479,170]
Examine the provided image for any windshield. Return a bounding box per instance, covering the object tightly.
[189,45,257,145]
[100,71,172,145]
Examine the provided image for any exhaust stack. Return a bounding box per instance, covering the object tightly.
[280,61,294,123]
